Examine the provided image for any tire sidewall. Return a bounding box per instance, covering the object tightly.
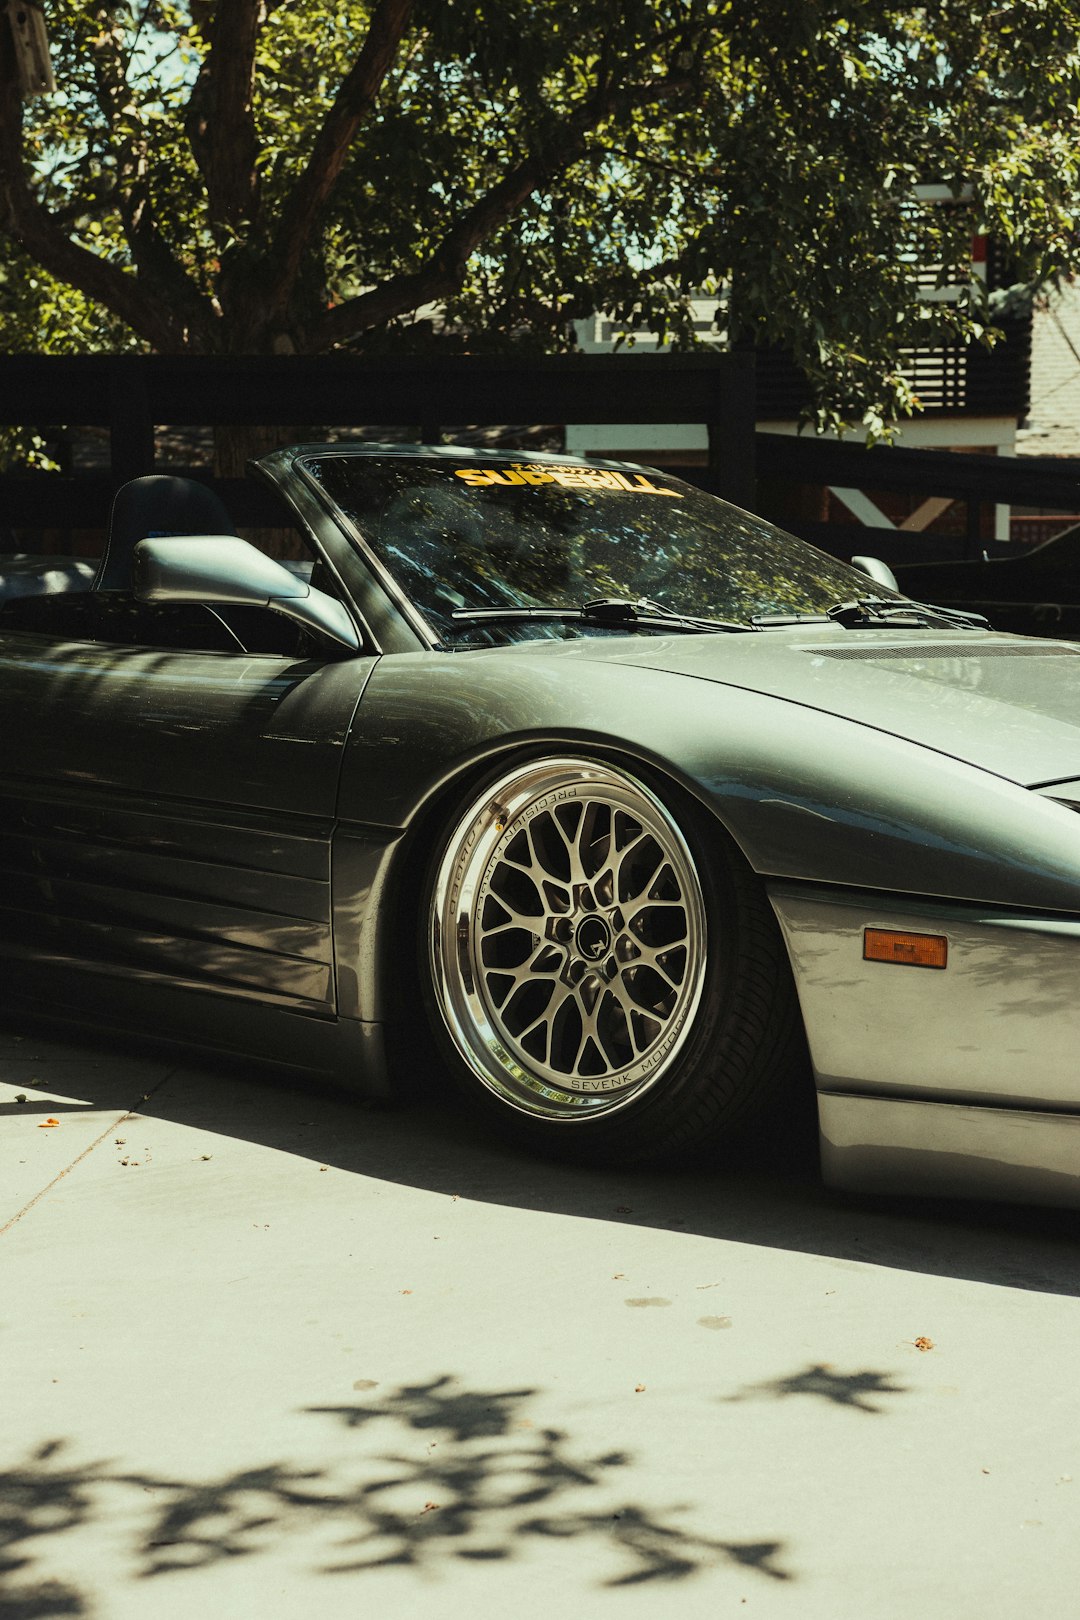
[418,752,776,1164]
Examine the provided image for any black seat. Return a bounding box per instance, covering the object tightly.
[94,475,237,592]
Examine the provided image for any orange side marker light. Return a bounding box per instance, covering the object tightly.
[864,929,948,969]
[38,1117,60,1128]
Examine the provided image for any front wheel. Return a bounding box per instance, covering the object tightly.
[423,756,805,1164]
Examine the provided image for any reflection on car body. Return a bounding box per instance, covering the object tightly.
[3,445,1080,1210]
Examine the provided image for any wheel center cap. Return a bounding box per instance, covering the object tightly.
[575,915,611,961]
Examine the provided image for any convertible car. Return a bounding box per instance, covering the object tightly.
[3,445,1080,1209]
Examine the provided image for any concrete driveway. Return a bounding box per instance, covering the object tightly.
[3,1019,1079,1619]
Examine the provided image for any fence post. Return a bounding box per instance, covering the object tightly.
[108,357,155,486]
[707,351,756,510]
[965,495,983,561]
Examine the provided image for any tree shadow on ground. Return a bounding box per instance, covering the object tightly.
[1,1374,798,1614]
[3,1014,1080,1301]
[1,1439,94,1618]
[722,1364,909,1415]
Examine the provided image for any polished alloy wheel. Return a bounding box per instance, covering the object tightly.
[429,758,708,1120]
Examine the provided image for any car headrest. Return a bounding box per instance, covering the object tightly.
[94,475,237,592]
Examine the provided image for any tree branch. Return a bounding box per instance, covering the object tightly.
[601,143,705,184]
[262,0,416,325]
[89,29,215,345]
[310,154,554,349]
[311,72,697,350]
[119,1,159,87]
[0,75,182,349]
[184,0,263,228]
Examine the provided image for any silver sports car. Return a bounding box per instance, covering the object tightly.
[2,444,1079,1209]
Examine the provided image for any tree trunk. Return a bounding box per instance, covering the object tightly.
[213,422,307,558]
[212,421,298,479]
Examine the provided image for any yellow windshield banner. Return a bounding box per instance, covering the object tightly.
[453,464,683,496]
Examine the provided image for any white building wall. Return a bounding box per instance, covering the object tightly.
[567,304,1020,539]
[1017,278,1080,458]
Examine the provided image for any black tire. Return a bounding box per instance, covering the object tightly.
[420,755,808,1166]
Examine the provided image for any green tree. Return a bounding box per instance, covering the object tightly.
[1,1,1079,432]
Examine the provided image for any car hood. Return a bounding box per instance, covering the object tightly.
[535,627,1080,787]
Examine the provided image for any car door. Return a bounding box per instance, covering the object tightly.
[0,622,377,1018]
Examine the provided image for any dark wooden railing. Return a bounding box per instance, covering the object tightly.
[2,349,1078,568]
[733,433,1080,566]
[0,350,757,535]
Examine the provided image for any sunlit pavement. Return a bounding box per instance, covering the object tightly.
[3,1021,1080,1619]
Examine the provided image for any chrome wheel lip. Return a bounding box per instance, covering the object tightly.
[430,757,708,1123]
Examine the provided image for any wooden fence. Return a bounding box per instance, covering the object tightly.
[3,350,1080,564]
[742,432,1080,566]
[0,350,757,533]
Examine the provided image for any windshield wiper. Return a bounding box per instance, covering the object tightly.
[451,597,757,635]
[825,596,990,630]
[750,611,831,628]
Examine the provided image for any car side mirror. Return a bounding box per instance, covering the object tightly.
[132,536,361,652]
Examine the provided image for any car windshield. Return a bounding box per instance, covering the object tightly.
[302,454,895,643]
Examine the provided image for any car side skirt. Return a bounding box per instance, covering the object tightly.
[818,1091,1080,1209]
[0,956,394,1101]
